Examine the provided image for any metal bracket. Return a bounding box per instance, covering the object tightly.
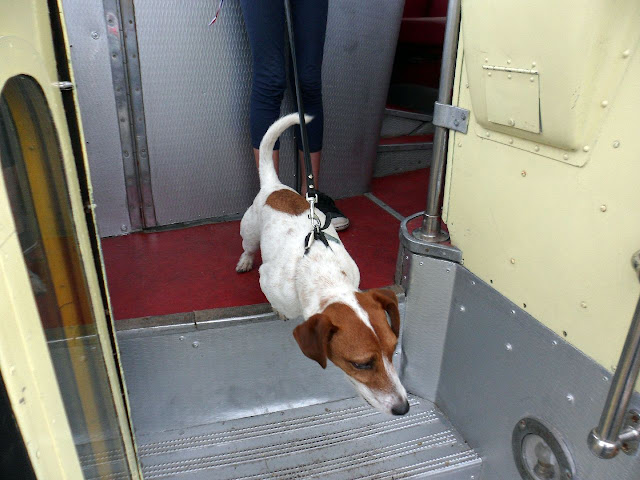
[52,81,74,91]
[433,102,469,134]
[400,212,463,263]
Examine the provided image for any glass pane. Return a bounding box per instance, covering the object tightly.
[0,76,131,479]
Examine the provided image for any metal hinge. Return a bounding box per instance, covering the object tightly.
[433,102,469,134]
[52,81,74,91]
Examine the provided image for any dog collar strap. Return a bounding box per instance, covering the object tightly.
[304,213,335,254]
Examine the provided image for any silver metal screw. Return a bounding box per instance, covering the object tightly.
[613,140,620,148]
[459,305,466,312]
[192,341,199,348]
[566,393,575,404]
[91,31,100,40]
[505,343,513,351]
[120,224,128,232]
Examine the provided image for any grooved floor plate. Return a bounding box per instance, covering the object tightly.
[137,395,480,479]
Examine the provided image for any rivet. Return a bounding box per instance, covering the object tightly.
[600,204,607,212]
[521,170,527,177]
[454,119,460,126]
[510,258,516,264]
[519,420,527,429]
[484,57,489,63]
[511,309,516,315]
[465,83,469,88]
[179,336,185,341]
[471,280,476,285]
[580,301,587,309]
[508,138,514,144]
[458,142,462,147]
[9,366,15,375]
[563,154,569,160]
[531,61,537,67]
[91,31,100,40]
[622,49,631,58]
[36,450,41,458]
[529,77,535,82]
[601,100,609,108]
[552,340,558,346]
[603,376,609,382]
[507,59,511,64]
[459,305,466,312]
[419,261,424,266]
[192,341,199,348]
[505,343,513,351]
[403,275,407,280]
[120,224,127,232]
[508,119,515,126]
[583,145,590,152]
[613,140,620,148]
[566,393,575,404]
[507,74,512,79]
[485,132,491,137]
[534,145,540,152]
[487,72,492,77]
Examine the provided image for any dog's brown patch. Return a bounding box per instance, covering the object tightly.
[266,189,308,215]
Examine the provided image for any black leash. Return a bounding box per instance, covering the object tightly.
[283,0,332,253]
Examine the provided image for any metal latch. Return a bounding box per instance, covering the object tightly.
[52,81,74,91]
[433,102,469,134]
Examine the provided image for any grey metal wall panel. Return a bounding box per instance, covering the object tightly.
[401,255,457,402]
[320,0,405,198]
[133,0,297,226]
[134,0,403,226]
[436,266,640,479]
[62,0,131,237]
[117,314,357,435]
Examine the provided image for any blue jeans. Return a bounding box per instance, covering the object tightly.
[240,0,328,152]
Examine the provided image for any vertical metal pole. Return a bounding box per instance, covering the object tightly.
[588,250,640,459]
[412,0,461,243]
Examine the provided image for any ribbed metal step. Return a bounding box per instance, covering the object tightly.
[137,394,481,479]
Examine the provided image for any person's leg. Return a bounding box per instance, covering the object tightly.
[292,0,348,230]
[240,0,286,175]
[291,0,327,161]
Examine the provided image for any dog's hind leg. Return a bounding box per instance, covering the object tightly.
[236,205,260,273]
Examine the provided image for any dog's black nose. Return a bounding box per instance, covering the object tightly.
[391,399,410,416]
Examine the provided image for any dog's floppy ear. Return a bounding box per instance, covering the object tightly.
[293,314,337,369]
[369,288,400,337]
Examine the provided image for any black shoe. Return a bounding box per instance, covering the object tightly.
[316,192,350,231]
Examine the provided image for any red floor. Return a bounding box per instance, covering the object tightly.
[371,168,430,217]
[102,169,429,320]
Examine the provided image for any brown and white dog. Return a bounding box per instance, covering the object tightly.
[237,113,409,415]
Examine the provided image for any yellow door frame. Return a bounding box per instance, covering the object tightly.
[0,1,140,478]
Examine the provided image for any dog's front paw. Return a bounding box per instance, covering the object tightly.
[236,252,254,273]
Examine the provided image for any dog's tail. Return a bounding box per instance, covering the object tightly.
[259,112,313,188]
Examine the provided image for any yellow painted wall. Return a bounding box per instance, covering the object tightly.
[444,0,640,386]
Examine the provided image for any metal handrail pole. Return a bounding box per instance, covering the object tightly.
[412,0,461,242]
[588,251,640,459]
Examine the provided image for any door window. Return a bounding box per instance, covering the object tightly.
[0,75,131,479]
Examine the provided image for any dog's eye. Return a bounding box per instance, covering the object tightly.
[351,360,374,370]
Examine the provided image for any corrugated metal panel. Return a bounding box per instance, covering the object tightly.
[134,0,296,226]
[135,0,403,225]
